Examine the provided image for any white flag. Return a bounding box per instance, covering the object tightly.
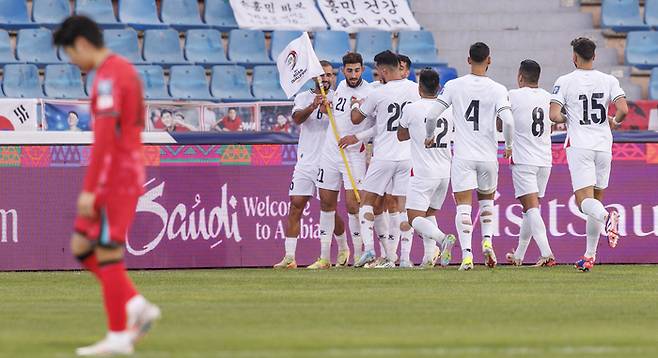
[276,32,324,99]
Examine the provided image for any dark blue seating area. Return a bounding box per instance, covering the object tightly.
[602,0,650,32]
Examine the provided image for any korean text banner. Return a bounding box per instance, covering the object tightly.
[317,0,421,32]
[229,0,328,31]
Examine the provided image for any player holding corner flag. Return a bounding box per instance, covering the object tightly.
[549,37,628,272]
[425,42,514,271]
[53,16,160,356]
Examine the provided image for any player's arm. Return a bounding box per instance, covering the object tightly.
[350,100,367,125]
[549,79,567,123]
[609,78,628,128]
[397,108,411,142]
[339,117,374,148]
[292,94,322,125]
[498,108,514,158]
[424,85,451,145]
[549,103,567,124]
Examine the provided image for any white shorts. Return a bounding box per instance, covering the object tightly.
[316,150,366,191]
[566,147,612,191]
[362,158,411,196]
[406,176,450,212]
[511,164,551,199]
[450,158,499,194]
[289,165,317,197]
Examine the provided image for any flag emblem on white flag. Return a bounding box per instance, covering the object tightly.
[276,32,324,99]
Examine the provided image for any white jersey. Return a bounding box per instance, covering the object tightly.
[322,79,373,155]
[292,89,334,168]
[551,69,625,153]
[436,74,510,162]
[358,78,420,161]
[399,98,452,179]
[509,87,553,167]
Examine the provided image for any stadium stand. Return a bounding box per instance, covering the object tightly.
[313,31,351,66]
[646,0,658,28]
[118,0,165,30]
[2,64,44,98]
[650,68,658,99]
[203,0,238,31]
[74,0,120,28]
[625,31,658,70]
[252,65,288,101]
[397,31,446,67]
[0,0,36,29]
[17,28,61,65]
[169,64,213,101]
[32,0,71,28]
[601,0,650,32]
[184,29,229,66]
[135,65,171,100]
[356,31,393,66]
[160,0,205,30]
[210,65,254,102]
[0,30,17,65]
[43,63,86,99]
[143,28,187,66]
[227,29,273,67]
[270,30,303,61]
[104,28,143,64]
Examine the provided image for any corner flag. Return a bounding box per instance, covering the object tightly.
[276,32,324,99]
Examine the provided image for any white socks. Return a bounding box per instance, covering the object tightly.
[478,199,494,246]
[284,237,297,257]
[527,207,552,258]
[388,212,400,261]
[456,205,473,259]
[359,205,375,252]
[425,215,443,247]
[581,198,608,258]
[399,212,413,263]
[374,213,389,258]
[515,212,531,260]
[334,230,349,252]
[411,216,446,242]
[581,198,609,224]
[348,213,362,259]
[319,211,335,261]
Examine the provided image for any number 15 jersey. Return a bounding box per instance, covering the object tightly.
[509,87,552,167]
[550,69,625,153]
[436,74,510,162]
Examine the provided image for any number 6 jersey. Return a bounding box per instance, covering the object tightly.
[436,74,510,162]
[509,87,552,167]
[550,69,625,153]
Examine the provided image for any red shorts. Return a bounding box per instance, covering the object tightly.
[74,193,139,247]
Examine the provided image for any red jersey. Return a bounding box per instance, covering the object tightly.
[84,54,145,197]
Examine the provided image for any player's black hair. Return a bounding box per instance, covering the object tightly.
[419,68,440,96]
[374,50,400,69]
[469,42,490,63]
[319,60,333,68]
[519,59,541,84]
[342,52,363,66]
[571,37,596,61]
[53,15,104,48]
[160,109,173,117]
[398,54,412,69]
[67,111,78,117]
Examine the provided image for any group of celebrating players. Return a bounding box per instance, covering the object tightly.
[275,37,628,272]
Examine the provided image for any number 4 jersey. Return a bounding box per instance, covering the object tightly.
[436,74,510,162]
[509,87,552,167]
[358,78,420,161]
[551,69,625,153]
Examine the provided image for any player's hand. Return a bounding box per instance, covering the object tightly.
[504,147,512,159]
[339,135,358,149]
[319,100,331,114]
[351,97,364,106]
[312,94,323,108]
[77,191,97,219]
[608,115,620,130]
[424,137,436,148]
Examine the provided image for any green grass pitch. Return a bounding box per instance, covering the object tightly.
[2,265,658,357]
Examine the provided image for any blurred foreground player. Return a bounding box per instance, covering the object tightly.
[54,16,160,356]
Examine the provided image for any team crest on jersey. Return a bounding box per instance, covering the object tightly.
[552,85,560,94]
[96,79,114,110]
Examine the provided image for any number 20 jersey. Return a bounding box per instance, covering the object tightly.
[550,69,625,153]
[436,74,510,162]
[509,87,552,167]
[358,78,420,161]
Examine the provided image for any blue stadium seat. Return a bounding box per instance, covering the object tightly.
[75,0,120,27]
[161,0,205,30]
[335,66,375,84]
[104,28,143,64]
[185,29,228,66]
[135,65,171,99]
[2,64,44,98]
[0,30,17,65]
[270,30,303,61]
[143,29,188,66]
[625,31,658,70]
[601,0,650,32]
[32,0,71,27]
[85,70,95,96]
[169,65,213,100]
[0,0,36,29]
[228,29,273,67]
[204,0,238,31]
[398,31,446,67]
[44,64,87,99]
[252,65,288,101]
[356,31,392,65]
[210,65,254,101]
[646,0,658,29]
[650,68,658,100]
[313,31,350,66]
[17,28,61,66]
[118,0,165,29]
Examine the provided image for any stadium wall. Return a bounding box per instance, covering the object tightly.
[0,142,658,271]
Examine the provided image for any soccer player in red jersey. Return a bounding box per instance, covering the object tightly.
[53,16,160,356]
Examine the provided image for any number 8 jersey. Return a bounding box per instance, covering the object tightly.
[550,69,625,153]
[509,87,552,167]
[436,74,510,162]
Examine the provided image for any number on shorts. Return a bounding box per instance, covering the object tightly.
[386,101,411,131]
[465,100,480,131]
[578,92,606,125]
[290,181,294,191]
[531,107,545,137]
[427,117,449,148]
[317,168,324,183]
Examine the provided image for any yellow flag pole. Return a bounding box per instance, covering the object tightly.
[315,76,361,203]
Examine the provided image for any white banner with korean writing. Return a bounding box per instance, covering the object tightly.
[0,99,38,131]
[317,0,421,32]
[229,0,328,31]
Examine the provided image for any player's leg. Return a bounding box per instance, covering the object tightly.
[452,158,477,270]
[372,196,389,264]
[385,193,400,263]
[310,188,339,269]
[476,161,498,268]
[333,208,348,264]
[530,166,555,266]
[70,230,100,279]
[392,161,413,268]
[275,167,314,268]
[342,154,365,265]
[428,178,455,267]
[406,176,439,268]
